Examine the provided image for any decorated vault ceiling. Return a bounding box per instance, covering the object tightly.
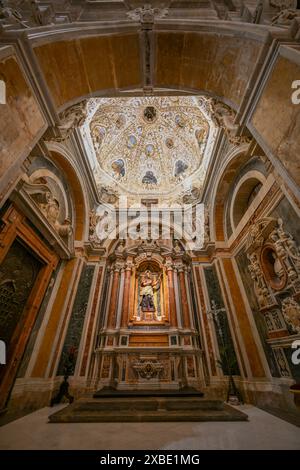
[81,96,217,204]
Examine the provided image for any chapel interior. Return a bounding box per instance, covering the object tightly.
[0,0,300,446]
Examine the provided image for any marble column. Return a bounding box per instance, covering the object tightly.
[121,261,132,328]
[178,265,190,328]
[107,266,120,329]
[173,267,182,328]
[116,267,125,329]
[167,262,177,327]
[185,267,194,329]
[103,267,114,328]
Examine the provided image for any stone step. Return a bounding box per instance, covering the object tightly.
[93,386,204,398]
[48,397,248,423]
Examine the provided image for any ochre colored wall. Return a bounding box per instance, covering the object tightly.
[33,34,142,108]
[0,55,45,180]
[251,53,300,186]
[155,32,262,107]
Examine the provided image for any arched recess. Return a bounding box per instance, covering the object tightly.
[230,170,266,231]
[101,216,196,254]
[211,149,250,242]
[48,147,89,242]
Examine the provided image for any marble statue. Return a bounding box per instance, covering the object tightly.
[140,270,161,312]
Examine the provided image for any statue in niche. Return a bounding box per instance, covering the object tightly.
[139,270,161,314]
[271,251,285,280]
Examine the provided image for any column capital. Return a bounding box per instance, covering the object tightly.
[113,261,124,273]
[177,264,185,273]
[125,262,133,272]
[166,262,174,271]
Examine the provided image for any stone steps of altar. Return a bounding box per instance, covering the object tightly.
[48,396,248,423]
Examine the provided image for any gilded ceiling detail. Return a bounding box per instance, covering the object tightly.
[81,96,217,203]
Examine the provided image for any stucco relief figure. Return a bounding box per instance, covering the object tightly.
[270,0,297,8]
[247,253,273,307]
[25,177,72,239]
[40,194,72,238]
[272,251,285,280]
[270,218,300,280]
[272,8,300,25]
[56,101,87,141]
[95,210,114,242]
[282,298,300,334]
[140,270,161,314]
[209,99,238,136]
[0,1,28,28]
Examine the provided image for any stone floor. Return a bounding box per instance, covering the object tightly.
[0,404,299,450]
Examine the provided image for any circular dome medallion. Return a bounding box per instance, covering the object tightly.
[175,114,186,128]
[143,106,157,123]
[98,127,106,137]
[127,135,137,149]
[116,114,126,129]
[165,138,174,149]
[146,144,154,157]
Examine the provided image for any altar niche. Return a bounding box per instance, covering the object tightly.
[133,262,166,325]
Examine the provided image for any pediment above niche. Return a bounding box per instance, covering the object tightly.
[11,166,74,259]
[23,176,72,239]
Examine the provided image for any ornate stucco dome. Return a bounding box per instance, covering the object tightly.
[81,96,217,203]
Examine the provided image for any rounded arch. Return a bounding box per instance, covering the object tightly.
[136,259,163,272]
[32,23,267,112]
[47,144,89,242]
[100,214,199,254]
[210,146,250,242]
[230,170,266,231]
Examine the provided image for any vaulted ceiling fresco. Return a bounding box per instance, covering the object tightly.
[81,96,217,203]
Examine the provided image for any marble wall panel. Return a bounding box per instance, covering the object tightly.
[57,264,95,376]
